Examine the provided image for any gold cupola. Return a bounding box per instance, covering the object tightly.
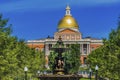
[58,5,79,30]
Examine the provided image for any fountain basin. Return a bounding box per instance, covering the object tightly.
[38,74,83,80]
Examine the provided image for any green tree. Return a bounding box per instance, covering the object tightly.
[87,17,120,79]
[0,14,13,80]
[64,44,81,74]
[49,51,57,72]
[0,14,45,80]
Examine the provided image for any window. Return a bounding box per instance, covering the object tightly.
[67,10,70,15]
[49,44,52,50]
[83,44,87,54]
[71,35,75,40]
[76,35,80,40]
[35,48,40,51]
[83,48,87,54]
[66,35,70,40]
[84,57,87,64]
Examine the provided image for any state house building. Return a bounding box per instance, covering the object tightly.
[27,5,103,68]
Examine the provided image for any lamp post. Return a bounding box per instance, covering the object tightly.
[44,70,47,75]
[24,66,28,80]
[95,65,99,80]
[89,68,92,80]
[37,70,40,80]
[37,70,40,76]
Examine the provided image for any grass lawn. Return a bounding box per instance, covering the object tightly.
[80,78,94,80]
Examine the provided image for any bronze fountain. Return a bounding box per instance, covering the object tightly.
[38,36,82,80]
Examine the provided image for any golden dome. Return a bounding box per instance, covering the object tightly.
[58,5,79,29]
[58,15,79,29]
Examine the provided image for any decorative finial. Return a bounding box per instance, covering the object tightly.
[65,4,71,16]
[66,5,70,10]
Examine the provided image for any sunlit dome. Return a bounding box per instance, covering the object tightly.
[58,5,79,29]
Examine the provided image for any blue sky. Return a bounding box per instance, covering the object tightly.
[0,0,120,40]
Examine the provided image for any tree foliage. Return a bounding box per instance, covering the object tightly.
[0,14,44,80]
[87,17,120,79]
[49,51,57,71]
[63,44,81,74]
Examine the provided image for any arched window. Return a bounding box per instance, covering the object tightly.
[35,47,40,51]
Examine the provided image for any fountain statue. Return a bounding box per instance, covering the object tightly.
[38,36,82,80]
[52,36,67,75]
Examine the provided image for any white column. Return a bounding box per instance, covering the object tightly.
[81,44,83,54]
[87,44,90,54]
[45,44,49,55]
[45,44,50,69]
[87,44,89,54]
[80,44,82,53]
[89,44,90,54]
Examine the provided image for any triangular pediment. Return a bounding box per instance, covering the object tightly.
[58,29,79,34]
